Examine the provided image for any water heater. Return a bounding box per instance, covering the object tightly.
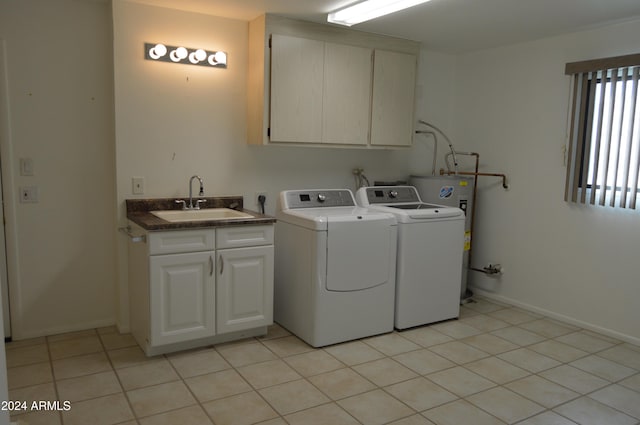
[409,175,475,301]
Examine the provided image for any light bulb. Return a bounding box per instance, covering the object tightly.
[208,51,227,66]
[195,49,207,61]
[170,47,189,62]
[149,43,166,60]
[214,51,227,64]
[176,47,188,59]
[189,49,207,64]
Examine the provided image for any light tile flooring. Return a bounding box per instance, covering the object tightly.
[6,297,640,425]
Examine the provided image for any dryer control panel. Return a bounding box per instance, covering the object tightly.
[362,186,421,204]
[282,189,356,209]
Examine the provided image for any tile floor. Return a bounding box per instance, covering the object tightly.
[5,297,640,425]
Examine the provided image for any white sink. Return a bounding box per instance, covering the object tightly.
[151,208,253,222]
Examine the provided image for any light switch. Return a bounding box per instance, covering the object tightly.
[132,177,145,195]
[20,158,34,176]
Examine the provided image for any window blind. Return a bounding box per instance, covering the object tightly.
[564,53,640,209]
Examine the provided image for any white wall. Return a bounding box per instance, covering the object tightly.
[0,0,117,339]
[112,1,421,329]
[410,50,457,176]
[454,19,640,343]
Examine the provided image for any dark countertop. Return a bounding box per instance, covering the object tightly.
[126,196,276,231]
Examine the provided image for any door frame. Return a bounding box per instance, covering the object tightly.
[0,39,20,339]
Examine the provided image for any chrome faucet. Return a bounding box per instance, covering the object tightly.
[176,175,206,210]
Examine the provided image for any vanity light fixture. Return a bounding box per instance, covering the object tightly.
[144,43,227,68]
[327,0,433,26]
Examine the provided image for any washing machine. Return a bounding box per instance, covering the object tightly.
[275,189,397,347]
[410,175,475,301]
[356,186,465,329]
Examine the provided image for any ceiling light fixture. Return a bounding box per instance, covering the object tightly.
[327,0,433,26]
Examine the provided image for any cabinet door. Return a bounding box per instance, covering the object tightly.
[270,34,324,143]
[370,50,417,146]
[150,252,215,346]
[322,43,372,145]
[217,246,274,334]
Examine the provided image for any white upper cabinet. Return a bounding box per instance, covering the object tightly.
[270,35,324,143]
[248,14,419,148]
[371,50,417,147]
[323,42,372,145]
[270,35,373,145]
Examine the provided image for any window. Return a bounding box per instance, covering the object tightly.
[564,54,640,209]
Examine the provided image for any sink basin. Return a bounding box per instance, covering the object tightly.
[151,208,253,223]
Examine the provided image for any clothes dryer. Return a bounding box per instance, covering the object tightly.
[275,189,397,347]
[356,186,464,329]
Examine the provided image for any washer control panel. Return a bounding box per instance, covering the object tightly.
[363,186,421,204]
[283,189,356,209]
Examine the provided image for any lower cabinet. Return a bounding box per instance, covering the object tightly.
[217,246,274,334]
[150,251,216,346]
[128,224,274,356]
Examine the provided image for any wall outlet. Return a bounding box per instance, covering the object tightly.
[255,191,267,208]
[20,186,38,203]
[132,176,145,195]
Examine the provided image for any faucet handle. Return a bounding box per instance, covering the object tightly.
[175,199,187,210]
[195,199,207,210]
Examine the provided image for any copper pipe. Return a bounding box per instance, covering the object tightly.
[441,153,509,281]
[443,153,480,275]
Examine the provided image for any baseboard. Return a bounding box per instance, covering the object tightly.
[11,318,117,341]
[116,322,130,334]
[471,287,640,347]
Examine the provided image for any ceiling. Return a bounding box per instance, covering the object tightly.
[128,0,640,53]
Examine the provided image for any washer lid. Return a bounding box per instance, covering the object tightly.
[364,204,464,222]
[385,203,439,210]
[355,186,463,222]
[276,207,396,230]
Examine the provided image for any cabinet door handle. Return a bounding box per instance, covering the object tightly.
[219,254,224,274]
[209,256,214,276]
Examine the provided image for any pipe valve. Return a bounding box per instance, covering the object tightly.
[484,264,503,275]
